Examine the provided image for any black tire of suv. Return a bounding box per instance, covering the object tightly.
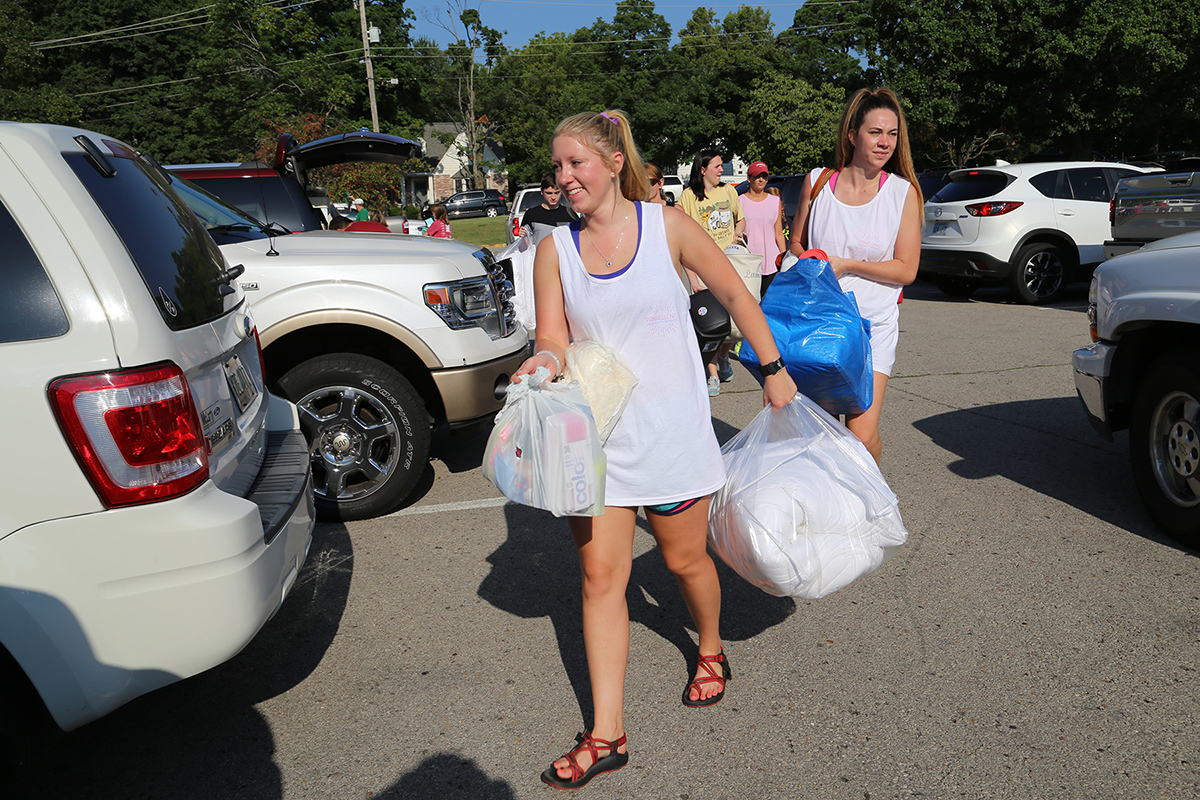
[1009,242,1068,304]
[1130,349,1200,548]
[485,206,499,217]
[933,275,981,297]
[279,354,432,521]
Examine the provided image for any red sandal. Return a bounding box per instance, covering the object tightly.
[682,649,731,707]
[540,730,628,790]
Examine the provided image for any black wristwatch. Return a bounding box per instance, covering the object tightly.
[760,357,785,376]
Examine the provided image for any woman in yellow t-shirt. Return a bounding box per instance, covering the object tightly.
[680,149,745,392]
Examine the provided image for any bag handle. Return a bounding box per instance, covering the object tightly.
[800,168,835,250]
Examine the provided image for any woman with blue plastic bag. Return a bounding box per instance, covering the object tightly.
[790,87,923,464]
[511,109,796,790]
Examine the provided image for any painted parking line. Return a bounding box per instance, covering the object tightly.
[384,496,511,518]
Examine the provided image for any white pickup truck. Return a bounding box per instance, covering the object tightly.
[1072,229,1200,547]
[169,175,527,521]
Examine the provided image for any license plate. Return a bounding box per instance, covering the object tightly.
[931,221,950,235]
[224,354,259,415]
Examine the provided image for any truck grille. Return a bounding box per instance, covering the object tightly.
[475,248,519,338]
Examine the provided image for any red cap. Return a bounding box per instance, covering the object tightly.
[748,161,769,177]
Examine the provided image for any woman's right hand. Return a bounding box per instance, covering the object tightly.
[511,349,561,383]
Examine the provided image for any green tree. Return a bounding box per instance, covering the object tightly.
[741,74,844,172]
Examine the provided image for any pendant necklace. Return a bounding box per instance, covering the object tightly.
[584,211,630,269]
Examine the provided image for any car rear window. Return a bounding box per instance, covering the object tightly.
[932,172,1014,202]
[186,175,321,232]
[66,146,230,331]
[518,191,543,213]
[0,200,69,343]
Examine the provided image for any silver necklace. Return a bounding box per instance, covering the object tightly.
[584,212,630,269]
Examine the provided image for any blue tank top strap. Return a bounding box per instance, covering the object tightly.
[585,202,645,278]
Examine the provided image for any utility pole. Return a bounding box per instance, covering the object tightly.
[356,0,379,132]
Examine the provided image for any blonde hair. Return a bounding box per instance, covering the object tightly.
[835,87,923,206]
[553,109,649,204]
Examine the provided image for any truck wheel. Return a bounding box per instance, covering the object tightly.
[934,275,980,297]
[486,206,499,217]
[278,354,432,521]
[1009,242,1067,304]
[1130,350,1200,548]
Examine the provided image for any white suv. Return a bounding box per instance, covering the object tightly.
[0,124,314,736]
[920,161,1157,304]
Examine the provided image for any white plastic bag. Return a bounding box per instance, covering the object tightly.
[708,395,908,599]
[561,341,638,444]
[482,367,606,516]
[495,234,537,332]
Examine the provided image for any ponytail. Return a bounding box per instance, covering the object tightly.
[553,109,650,204]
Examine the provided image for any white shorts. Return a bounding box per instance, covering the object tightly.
[867,305,900,377]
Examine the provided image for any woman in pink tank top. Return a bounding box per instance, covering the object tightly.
[511,110,796,790]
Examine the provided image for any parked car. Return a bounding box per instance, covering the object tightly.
[169,130,422,232]
[167,172,526,521]
[1071,229,1200,547]
[444,188,508,219]
[1105,170,1200,259]
[0,123,314,739]
[167,133,527,520]
[920,161,1158,304]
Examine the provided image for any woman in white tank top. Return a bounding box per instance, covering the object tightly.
[791,87,923,465]
[511,110,796,790]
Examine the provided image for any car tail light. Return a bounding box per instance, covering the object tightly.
[965,201,1023,216]
[1109,195,1115,226]
[50,363,209,507]
[512,215,521,238]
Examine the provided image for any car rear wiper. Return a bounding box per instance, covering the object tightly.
[209,223,256,233]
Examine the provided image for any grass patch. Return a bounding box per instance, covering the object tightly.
[452,216,509,248]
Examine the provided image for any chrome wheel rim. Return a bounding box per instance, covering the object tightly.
[295,384,401,503]
[1149,390,1200,508]
[1021,250,1065,299]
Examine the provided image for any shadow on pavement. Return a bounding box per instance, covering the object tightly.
[10,521,355,800]
[912,395,1194,553]
[374,752,515,799]
[478,498,795,731]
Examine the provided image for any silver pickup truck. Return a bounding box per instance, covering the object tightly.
[1104,170,1200,259]
[1073,229,1200,547]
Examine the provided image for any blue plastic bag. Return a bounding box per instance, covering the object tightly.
[737,257,873,415]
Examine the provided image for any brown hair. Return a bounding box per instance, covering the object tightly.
[430,204,447,221]
[835,87,923,206]
[553,109,649,204]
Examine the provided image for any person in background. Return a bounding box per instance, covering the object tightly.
[644,163,680,209]
[329,215,352,230]
[424,204,452,238]
[353,198,369,221]
[790,86,923,465]
[513,108,796,791]
[521,173,575,234]
[680,149,745,394]
[739,161,785,297]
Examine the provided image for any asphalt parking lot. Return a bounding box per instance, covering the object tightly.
[10,279,1199,800]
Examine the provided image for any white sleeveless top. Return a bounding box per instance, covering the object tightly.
[552,202,725,507]
[807,167,911,324]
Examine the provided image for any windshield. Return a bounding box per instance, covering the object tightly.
[165,175,274,244]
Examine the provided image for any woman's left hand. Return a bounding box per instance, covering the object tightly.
[763,370,797,410]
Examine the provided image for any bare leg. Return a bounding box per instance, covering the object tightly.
[645,497,724,702]
[845,372,889,465]
[551,508,636,778]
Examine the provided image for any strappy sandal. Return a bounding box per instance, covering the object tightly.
[540,731,628,790]
[682,649,731,707]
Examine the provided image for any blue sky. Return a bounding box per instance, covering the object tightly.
[408,1,800,49]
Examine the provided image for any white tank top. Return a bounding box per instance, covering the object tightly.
[807,167,911,324]
[552,202,725,507]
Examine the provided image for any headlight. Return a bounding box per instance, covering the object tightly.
[425,277,504,337]
[1087,275,1099,342]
